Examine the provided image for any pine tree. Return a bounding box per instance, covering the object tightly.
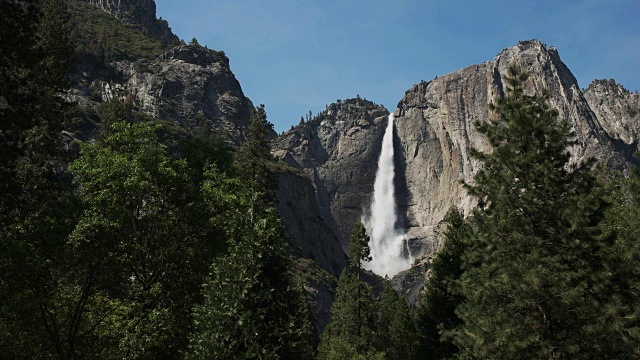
[451,64,612,359]
[186,195,314,359]
[416,207,470,359]
[0,1,77,357]
[596,167,640,357]
[318,221,382,359]
[375,279,417,360]
[234,104,278,206]
[347,221,372,271]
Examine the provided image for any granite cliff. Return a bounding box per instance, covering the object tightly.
[274,98,390,252]
[68,42,255,145]
[393,39,632,260]
[67,0,640,310]
[275,40,640,303]
[84,0,178,43]
[584,79,640,146]
[66,0,254,145]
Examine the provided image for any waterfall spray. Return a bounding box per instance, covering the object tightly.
[364,114,413,277]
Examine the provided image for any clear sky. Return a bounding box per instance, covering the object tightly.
[155,0,639,133]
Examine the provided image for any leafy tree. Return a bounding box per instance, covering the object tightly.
[69,120,220,358]
[451,64,612,359]
[416,207,470,359]
[186,181,314,359]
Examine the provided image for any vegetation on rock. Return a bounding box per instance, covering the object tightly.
[3,2,640,359]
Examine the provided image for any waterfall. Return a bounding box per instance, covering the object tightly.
[364,114,413,277]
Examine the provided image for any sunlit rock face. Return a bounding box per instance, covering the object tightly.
[274,98,390,253]
[276,40,638,301]
[124,44,255,145]
[68,43,255,145]
[394,39,632,262]
[84,0,178,42]
[584,79,640,146]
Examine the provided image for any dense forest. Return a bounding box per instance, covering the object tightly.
[2,0,640,359]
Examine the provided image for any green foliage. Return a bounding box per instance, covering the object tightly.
[0,0,72,211]
[347,221,372,271]
[1,3,318,359]
[66,0,171,63]
[293,258,337,289]
[596,167,640,356]
[234,104,278,197]
[319,221,387,359]
[416,208,470,359]
[451,64,614,359]
[186,196,315,359]
[97,95,133,138]
[0,1,77,357]
[318,270,378,359]
[375,279,417,360]
[69,120,222,357]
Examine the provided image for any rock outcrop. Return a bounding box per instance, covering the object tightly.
[584,79,640,146]
[126,45,254,144]
[394,39,631,259]
[275,41,638,302]
[69,44,255,144]
[84,0,178,43]
[274,98,390,251]
[276,171,348,276]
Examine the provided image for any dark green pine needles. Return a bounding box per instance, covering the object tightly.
[450,64,618,359]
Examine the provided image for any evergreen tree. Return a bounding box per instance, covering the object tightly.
[188,104,314,357]
[0,0,72,216]
[186,187,314,359]
[347,221,372,271]
[375,279,417,360]
[97,95,132,140]
[596,167,640,357]
[451,64,612,359]
[0,1,76,357]
[416,208,470,359]
[318,221,382,359]
[234,104,278,200]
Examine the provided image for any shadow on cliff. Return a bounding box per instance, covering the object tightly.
[393,122,418,257]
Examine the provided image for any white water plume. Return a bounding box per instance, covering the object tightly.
[364,114,413,277]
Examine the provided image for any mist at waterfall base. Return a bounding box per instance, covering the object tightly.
[363,114,413,277]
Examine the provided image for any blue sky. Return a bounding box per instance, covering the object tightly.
[155,0,639,133]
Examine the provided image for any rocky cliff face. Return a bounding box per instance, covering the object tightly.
[394,40,631,260]
[275,41,638,302]
[274,98,390,251]
[276,171,348,276]
[584,79,640,146]
[84,0,178,43]
[68,44,254,144]
[126,45,254,144]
